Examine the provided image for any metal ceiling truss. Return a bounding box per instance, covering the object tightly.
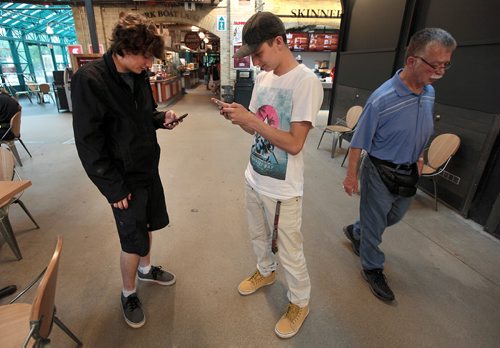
[1,27,72,45]
[0,2,76,41]
[0,2,75,89]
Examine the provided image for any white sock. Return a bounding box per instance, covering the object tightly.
[122,289,136,298]
[138,264,151,274]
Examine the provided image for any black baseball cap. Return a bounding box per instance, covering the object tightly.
[234,12,286,58]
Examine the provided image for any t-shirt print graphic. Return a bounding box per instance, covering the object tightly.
[250,104,287,180]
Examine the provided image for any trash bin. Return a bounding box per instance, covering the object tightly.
[234,69,254,109]
[221,85,234,103]
[52,70,71,112]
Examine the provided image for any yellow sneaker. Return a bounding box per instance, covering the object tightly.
[238,270,275,295]
[274,302,309,338]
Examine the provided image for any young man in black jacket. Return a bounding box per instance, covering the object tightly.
[72,13,183,328]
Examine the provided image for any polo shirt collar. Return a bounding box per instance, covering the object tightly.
[392,68,431,97]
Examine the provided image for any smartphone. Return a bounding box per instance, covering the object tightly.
[213,98,225,108]
[213,99,231,119]
[164,113,188,126]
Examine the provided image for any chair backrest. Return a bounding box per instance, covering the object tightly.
[0,146,15,181]
[345,105,363,129]
[427,133,461,170]
[30,236,63,339]
[38,83,50,94]
[10,111,21,137]
[27,83,38,92]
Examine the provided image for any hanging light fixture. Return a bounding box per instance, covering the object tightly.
[198,32,205,40]
[46,23,54,35]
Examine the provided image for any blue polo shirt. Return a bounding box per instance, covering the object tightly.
[350,69,434,165]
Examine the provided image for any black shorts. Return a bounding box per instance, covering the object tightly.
[112,175,169,257]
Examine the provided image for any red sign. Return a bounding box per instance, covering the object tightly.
[233,46,250,69]
[184,32,201,50]
[68,45,83,55]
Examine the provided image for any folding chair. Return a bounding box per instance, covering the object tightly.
[0,236,83,347]
[421,133,461,210]
[0,110,33,166]
[317,105,363,158]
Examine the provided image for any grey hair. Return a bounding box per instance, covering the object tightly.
[405,28,457,60]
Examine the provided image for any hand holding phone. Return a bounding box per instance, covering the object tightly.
[213,98,225,108]
[212,99,231,120]
[164,113,188,126]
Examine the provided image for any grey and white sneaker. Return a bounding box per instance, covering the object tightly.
[138,265,176,286]
[121,293,145,328]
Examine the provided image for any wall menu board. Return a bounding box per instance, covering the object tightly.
[309,33,339,52]
[286,31,339,52]
[286,33,309,51]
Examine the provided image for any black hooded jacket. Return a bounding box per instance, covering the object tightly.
[72,51,166,203]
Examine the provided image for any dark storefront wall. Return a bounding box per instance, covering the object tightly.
[331,0,500,234]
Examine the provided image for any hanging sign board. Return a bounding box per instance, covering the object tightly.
[184,32,201,50]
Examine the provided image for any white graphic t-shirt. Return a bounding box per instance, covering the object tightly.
[245,64,323,200]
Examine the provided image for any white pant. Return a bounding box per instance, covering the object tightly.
[245,182,311,307]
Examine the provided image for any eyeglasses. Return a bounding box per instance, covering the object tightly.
[415,56,452,71]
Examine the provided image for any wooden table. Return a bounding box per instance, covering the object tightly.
[0,180,32,260]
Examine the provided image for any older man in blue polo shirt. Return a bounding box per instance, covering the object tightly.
[342,28,456,302]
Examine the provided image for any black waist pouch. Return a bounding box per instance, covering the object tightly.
[370,156,419,197]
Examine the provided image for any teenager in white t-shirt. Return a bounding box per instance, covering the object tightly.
[213,12,323,339]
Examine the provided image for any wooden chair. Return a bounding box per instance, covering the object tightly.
[14,78,37,104]
[0,146,39,260]
[317,105,363,158]
[0,110,33,167]
[421,133,461,210]
[27,83,40,102]
[37,83,55,104]
[0,236,83,347]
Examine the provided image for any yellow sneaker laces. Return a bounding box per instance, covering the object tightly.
[285,303,301,323]
[249,270,263,283]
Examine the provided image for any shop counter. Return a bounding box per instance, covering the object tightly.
[150,76,182,104]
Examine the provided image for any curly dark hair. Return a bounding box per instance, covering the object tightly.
[109,12,165,58]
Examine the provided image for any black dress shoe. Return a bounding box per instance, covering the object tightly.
[361,269,395,302]
[343,225,360,256]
